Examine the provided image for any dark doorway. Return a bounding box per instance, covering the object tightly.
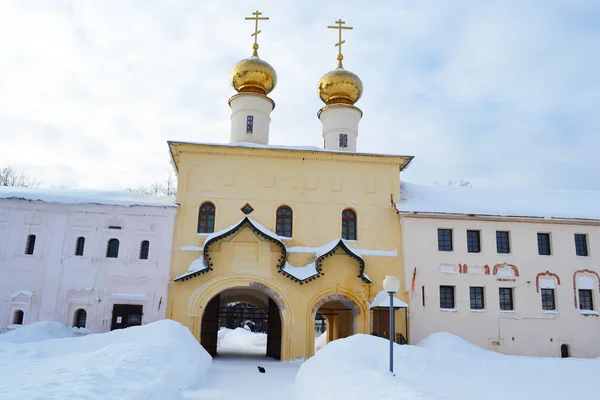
[561,344,570,358]
[266,297,282,360]
[372,309,390,338]
[111,304,143,330]
[201,294,220,357]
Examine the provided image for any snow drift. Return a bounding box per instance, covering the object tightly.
[0,321,75,343]
[0,320,211,400]
[218,327,267,349]
[295,332,600,400]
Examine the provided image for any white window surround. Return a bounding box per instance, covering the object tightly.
[440,308,457,312]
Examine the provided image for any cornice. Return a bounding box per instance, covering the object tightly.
[398,212,600,227]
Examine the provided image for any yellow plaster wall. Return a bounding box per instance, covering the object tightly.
[167,143,410,360]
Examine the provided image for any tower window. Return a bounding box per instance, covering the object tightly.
[341,209,357,240]
[198,202,216,234]
[139,240,150,260]
[75,237,85,256]
[339,134,348,148]
[276,206,293,238]
[73,309,87,328]
[106,238,120,258]
[25,234,36,255]
[13,310,24,325]
[246,115,254,134]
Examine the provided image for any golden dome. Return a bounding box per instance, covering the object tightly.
[230,52,277,96]
[317,66,363,105]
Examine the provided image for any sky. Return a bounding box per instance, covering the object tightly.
[0,0,598,191]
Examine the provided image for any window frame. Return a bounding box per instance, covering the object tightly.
[469,286,485,310]
[439,285,455,309]
[73,309,87,328]
[579,289,594,311]
[339,133,348,148]
[537,233,551,256]
[246,115,254,134]
[198,202,216,234]
[25,234,36,255]
[467,230,481,253]
[106,238,120,258]
[13,310,24,325]
[437,229,453,252]
[275,206,293,238]
[139,240,150,260]
[496,231,510,254]
[341,209,357,240]
[574,234,589,257]
[541,288,556,311]
[75,236,85,256]
[499,287,514,311]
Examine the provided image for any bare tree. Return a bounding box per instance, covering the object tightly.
[126,171,177,197]
[0,166,42,187]
[433,180,472,187]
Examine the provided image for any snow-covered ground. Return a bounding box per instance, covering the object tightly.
[217,327,267,356]
[0,320,211,400]
[295,332,600,400]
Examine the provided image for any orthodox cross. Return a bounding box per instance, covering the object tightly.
[245,10,269,56]
[327,19,353,68]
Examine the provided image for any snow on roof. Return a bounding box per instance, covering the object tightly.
[174,257,209,281]
[370,290,409,309]
[397,181,600,221]
[0,186,177,208]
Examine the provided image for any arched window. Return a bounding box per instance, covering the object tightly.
[341,209,357,240]
[13,310,24,325]
[139,240,150,260]
[25,234,36,255]
[276,206,293,237]
[73,309,87,328]
[75,237,85,256]
[106,238,120,258]
[561,344,570,358]
[198,202,216,234]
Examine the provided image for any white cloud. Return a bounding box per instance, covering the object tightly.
[0,0,598,190]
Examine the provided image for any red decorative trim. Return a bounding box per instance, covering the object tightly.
[535,271,561,293]
[493,263,519,277]
[459,264,463,274]
[573,269,600,308]
[483,265,490,275]
[411,267,417,293]
[462,264,468,274]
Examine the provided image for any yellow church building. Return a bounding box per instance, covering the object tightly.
[166,13,412,360]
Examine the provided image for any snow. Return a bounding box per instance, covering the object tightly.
[0,320,211,400]
[0,321,75,343]
[314,331,328,352]
[0,186,177,208]
[295,332,600,400]
[282,260,319,281]
[370,290,409,309]
[218,327,267,355]
[397,181,600,221]
[174,256,209,280]
[9,290,33,299]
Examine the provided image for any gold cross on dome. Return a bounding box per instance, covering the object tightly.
[327,19,353,68]
[245,10,269,56]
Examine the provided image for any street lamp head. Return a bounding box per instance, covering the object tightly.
[383,275,400,293]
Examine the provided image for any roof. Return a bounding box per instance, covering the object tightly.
[396,181,600,221]
[167,140,413,172]
[370,290,409,309]
[0,187,178,208]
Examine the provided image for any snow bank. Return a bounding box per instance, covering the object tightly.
[314,331,328,352]
[0,320,211,400]
[0,321,75,343]
[295,333,600,400]
[219,327,267,349]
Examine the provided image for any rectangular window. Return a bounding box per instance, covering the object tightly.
[439,285,455,309]
[438,229,453,252]
[25,234,36,255]
[246,115,254,134]
[75,237,85,256]
[579,289,594,311]
[499,288,514,311]
[537,233,551,255]
[467,230,481,253]
[339,133,348,148]
[422,286,425,307]
[575,234,588,257]
[496,231,510,254]
[541,288,556,311]
[470,287,485,310]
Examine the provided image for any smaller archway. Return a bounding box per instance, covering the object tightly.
[561,344,570,358]
[73,309,87,328]
[314,299,357,345]
[12,310,24,325]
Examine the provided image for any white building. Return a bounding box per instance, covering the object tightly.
[0,187,178,333]
[397,182,600,358]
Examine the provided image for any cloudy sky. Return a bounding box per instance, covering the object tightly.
[0,0,598,190]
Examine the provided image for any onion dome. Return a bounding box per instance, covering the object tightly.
[230,44,277,95]
[317,58,363,105]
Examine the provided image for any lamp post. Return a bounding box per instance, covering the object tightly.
[382,275,400,375]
